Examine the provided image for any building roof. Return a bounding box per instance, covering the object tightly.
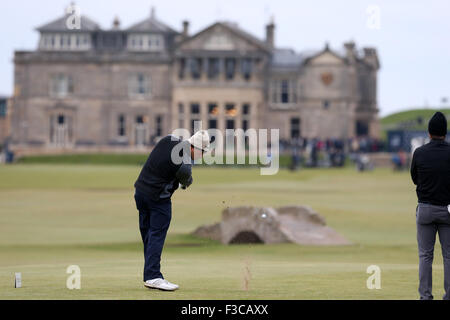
[301,43,346,65]
[126,8,178,33]
[221,21,268,50]
[36,13,101,32]
[271,48,305,67]
[177,21,270,52]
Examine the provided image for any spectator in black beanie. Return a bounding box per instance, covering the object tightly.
[428,111,447,137]
[411,111,450,300]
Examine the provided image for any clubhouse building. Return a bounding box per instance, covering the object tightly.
[9,5,380,154]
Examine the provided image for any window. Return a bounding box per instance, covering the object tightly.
[65,35,71,48]
[128,34,164,51]
[207,58,220,79]
[178,103,185,129]
[242,104,250,130]
[208,103,218,116]
[136,115,144,124]
[242,119,249,131]
[356,121,369,136]
[155,115,163,136]
[50,74,73,98]
[225,58,236,80]
[191,103,201,134]
[272,79,297,104]
[0,100,7,118]
[191,119,199,134]
[49,34,76,50]
[225,104,237,117]
[290,118,301,138]
[191,103,200,114]
[137,74,147,94]
[208,119,217,129]
[281,80,289,103]
[58,114,65,125]
[128,73,150,98]
[240,58,252,80]
[190,58,202,79]
[208,103,218,130]
[226,119,235,129]
[242,104,250,115]
[118,114,126,137]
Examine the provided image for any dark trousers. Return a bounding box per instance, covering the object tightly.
[416,203,450,300]
[134,190,172,281]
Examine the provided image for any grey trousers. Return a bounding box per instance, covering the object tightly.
[416,203,450,300]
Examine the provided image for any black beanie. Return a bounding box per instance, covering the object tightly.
[428,112,447,137]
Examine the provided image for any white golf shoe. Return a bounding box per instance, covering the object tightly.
[144,278,179,291]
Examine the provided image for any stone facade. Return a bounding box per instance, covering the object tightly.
[9,7,380,155]
[0,97,11,145]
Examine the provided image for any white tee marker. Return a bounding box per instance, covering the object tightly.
[14,273,22,288]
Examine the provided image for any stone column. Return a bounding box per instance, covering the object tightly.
[219,58,225,81]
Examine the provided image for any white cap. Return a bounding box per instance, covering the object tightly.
[188,130,210,151]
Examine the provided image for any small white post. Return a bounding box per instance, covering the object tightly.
[14,273,22,288]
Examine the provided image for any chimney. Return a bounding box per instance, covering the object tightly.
[182,20,189,38]
[363,47,376,56]
[363,47,380,69]
[150,6,155,19]
[112,16,120,30]
[344,41,356,62]
[265,16,275,49]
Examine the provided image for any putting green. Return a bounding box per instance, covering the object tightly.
[0,164,445,299]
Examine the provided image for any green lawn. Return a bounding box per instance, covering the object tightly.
[0,164,445,299]
[381,108,450,131]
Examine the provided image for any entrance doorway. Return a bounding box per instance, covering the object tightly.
[50,114,72,147]
[134,115,148,146]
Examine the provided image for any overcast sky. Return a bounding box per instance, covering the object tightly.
[1,0,449,116]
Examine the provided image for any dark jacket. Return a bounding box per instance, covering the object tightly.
[134,135,193,201]
[411,138,450,206]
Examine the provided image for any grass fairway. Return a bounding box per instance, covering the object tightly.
[0,164,445,299]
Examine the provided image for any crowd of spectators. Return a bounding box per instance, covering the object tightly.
[280,136,385,170]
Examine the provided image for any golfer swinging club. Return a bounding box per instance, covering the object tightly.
[134,130,210,291]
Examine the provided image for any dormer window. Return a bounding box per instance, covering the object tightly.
[127,34,164,51]
[39,33,91,51]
